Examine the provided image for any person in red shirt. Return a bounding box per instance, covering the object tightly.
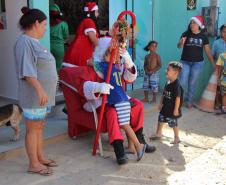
[63,2,99,67]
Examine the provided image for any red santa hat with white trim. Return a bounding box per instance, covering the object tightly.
[190,15,205,29]
[84,2,98,12]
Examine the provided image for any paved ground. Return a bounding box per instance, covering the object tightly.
[0,91,226,185]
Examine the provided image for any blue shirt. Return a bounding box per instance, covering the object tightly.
[97,61,128,105]
[211,38,226,60]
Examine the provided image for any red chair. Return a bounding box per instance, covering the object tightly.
[59,67,107,156]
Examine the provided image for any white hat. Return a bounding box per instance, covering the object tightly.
[93,36,112,62]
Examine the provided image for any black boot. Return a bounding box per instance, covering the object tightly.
[112,140,128,165]
[135,128,156,153]
[62,107,68,115]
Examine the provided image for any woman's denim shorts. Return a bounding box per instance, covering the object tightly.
[23,107,51,121]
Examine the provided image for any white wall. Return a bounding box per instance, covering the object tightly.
[0,0,27,100]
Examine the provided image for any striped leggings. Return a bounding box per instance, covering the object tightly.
[114,101,131,126]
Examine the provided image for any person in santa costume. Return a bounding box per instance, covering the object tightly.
[60,33,156,164]
[177,15,215,109]
[63,2,99,67]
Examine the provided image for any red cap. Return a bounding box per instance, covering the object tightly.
[190,15,205,29]
[84,2,98,12]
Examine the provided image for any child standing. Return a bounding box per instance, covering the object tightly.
[150,61,183,144]
[142,41,162,103]
[216,52,226,114]
[93,48,147,161]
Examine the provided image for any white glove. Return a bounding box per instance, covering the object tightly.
[119,48,134,69]
[94,82,114,94]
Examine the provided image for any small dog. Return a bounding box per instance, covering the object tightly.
[0,104,22,141]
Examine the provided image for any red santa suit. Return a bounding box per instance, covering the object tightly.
[60,16,156,164]
[64,18,98,66]
[60,46,156,165]
[60,50,144,144]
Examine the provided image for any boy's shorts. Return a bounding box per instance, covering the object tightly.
[115,101,131,126]
[158,113,178,128]
[220,78,226,95]
[143,72,159,92]
[23,107,51,121]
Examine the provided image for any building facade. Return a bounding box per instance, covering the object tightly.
[0,0,226,104]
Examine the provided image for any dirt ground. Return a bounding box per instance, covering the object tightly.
[0,101,226,185]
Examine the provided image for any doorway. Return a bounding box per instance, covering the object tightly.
[55,0,109,34]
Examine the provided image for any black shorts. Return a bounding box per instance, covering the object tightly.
[158,113,178,128]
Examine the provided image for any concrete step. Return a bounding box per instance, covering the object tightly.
[0,104,68,155]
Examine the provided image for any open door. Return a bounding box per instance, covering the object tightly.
[0,0,28,101]
[109,0,153,90]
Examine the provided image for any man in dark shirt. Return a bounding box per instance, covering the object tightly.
[150,61,183,144]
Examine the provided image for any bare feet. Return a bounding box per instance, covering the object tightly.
[170,137,181,144]
[141,99,149,103]
[150,100,157,104]
[126,142,136,154]
[149,135,162,141]
[125,147,136,154]
[135,143,144,152]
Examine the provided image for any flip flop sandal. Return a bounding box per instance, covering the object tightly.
[43,159,58,167]
[27,168,53,176]
[137,144,147,161]
[149,136,162,141]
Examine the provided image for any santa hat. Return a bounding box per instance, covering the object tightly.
[93,36,112,62]
[84,2,98,12]
[190,15,205,29]
[50,3,62,16]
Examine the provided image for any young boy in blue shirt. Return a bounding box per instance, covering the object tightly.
[94,48,147,161]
